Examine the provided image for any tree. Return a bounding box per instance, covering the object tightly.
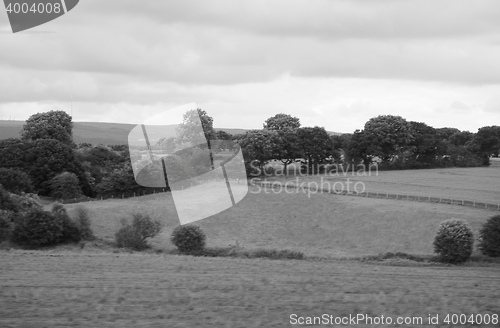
[363,115,414,163]
[176,108,216,169]
[263,113,301,131]
[263,114,301,174]
[21,110,73,145]
[0,168,34,194]
[273,130,301,175]
[216,130,233,140]
[23,139,86,195]
[436,127,461,141]
[471,126,500,164]
[296,127,334,174]
[0,184,18,212]
[240,129,282,175]
[408,121,443,166]
[50,172,83,200]
[0,138,29,171]
[177,108,216,145]
[448,131,474,147]
[341,131,372,168]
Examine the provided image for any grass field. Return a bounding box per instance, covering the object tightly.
[59,183,497,258]
[4,165,500,327]
[1,251,499,327]
[264,163,500,205]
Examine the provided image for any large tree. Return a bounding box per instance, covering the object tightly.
[21,110,73,145]
[263,113,301,131]
[176,108,216,169]
[342,130,373,168]
[263,114,301,174]
[23,139,90,196]
[363,115,414,163]
[176,108,216,145]
[240,129,282,175]
[296,126,333,174]
[408,121,444,166]
[470,126,500,165]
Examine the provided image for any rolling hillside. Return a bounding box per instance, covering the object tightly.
[0,120,341,145]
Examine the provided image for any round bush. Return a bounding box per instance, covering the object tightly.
[478,215,500,257]
[171,225,206,253]
[12,209,64,246]
[433,219,474,264]
[50,172,83,200]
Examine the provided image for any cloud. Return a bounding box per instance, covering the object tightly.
[1,0,500,134]
[450,100,470,111]
[484,95,500,113]
[1,0,500,86]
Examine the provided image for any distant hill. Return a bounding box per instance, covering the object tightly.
[0,120,342,145]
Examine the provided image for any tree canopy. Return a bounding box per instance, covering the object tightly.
[263,113,301,131]
[21,110,73,145]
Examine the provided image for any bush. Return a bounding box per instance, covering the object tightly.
[115,214,162,250]
[433,219,474,264]
[0,184,18,212]
[51,203,81,243]
[9,193,42,214]
[0,211,15,242]
[478,215,500,257]
[0,168,34,194]
[247,249,305,260]
[171,225,206,253]
[132,213,162,240]
[73,206,94,240]
[115,224,146,250]
[50,172,83,200]
[12,209,64,246]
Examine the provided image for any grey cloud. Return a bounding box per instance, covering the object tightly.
[1,0,500,109]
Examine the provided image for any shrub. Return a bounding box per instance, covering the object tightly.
[9,193,42,214]
[115,214,162,250]
[50,172,83,200]
[12,209,64,246]
[0,168,34,194]
[0,184,18,212]
[247,249,305,260]
[115,224,145,250]
[0,211,15,242]
[171,225,206,253]
[73,206,94,240]
[478,215,500,257]
[131,213,162,240]
[51,203,81,243]
[433,219,474,264]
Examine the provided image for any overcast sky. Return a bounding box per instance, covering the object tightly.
[1,0,500,133]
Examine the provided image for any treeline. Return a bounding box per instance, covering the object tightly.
[0,109,238,200]
[0,110,498,200]
[237,113,500,174]
[0,111,157,199]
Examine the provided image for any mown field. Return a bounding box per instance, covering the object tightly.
[2,165,499,327]
[1,251,499,328]
[265,161,500,205]
[57,184,497,258]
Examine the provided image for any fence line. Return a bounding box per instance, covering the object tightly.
[250,180,500,212]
